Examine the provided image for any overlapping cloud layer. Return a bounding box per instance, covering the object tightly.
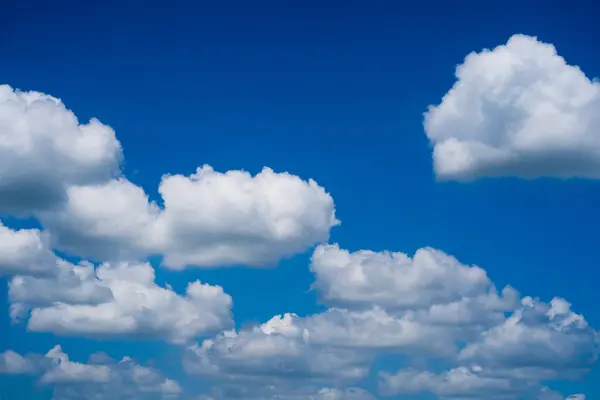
[184,245,596,399]
[1,346,181,399]
[0,84,339,268]
[0,33,598,399]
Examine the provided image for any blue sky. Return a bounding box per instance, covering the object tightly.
[0,0,599,399]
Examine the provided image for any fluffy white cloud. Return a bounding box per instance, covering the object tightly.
[40,166,339,268]
[299,307,455,355]
[379,366,586,399]
[184,315,369,383]
[374,288,596,399]
[424,34,600,180]
[0,349,37,374]
[151,166,339,268]
[0,83,337,268]
[0,222,57,276]
[0,220,233,343]
[8,259,113,320]
[23,261,233,344]
[38,178,160,261]
[0,347,181,399]
[459,297,599,375]
[41,345,111,384]
[378,366,531,399]
[311,244,517,320]
[0,85,122,214]
[183,243,596,398]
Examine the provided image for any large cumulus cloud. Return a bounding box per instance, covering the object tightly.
[40,166,339,268]
[425,34,600,180]
[0,84,338,269]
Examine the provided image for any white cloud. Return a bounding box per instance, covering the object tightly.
[190,243,594,399]
[375,288,597,399]
[0,347,181,399]
[0,83,337,268]
[379,366,586,399]
[291,307,457,355]
[0,85,122,214]
[9,259,113,320]
[310,244,517,319]
[459,297,598,375]
[151,166,339,268]
[0,222,57,276]
[23,261,233,344]
[424,34,600,180]
[38,178,160,261]
[378,366,531,399]
[40,166,339,268]
[0,349,37,374]
[41,345,111,384]
[184,315,370,383]
[0,220,233,343]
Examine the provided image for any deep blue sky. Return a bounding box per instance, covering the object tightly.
[1,0,599,398]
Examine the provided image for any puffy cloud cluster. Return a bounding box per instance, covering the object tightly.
[0,349,39,375]
[41,166,338,268]
[184,314,370,383]
[0,84,338,268]
[425,34,600,180]
[0,346,181,400]
[379,295,596,399]
[0,83,339,397]
[2,223,233,344]
[184,244,597,399]
[379,367,586,399]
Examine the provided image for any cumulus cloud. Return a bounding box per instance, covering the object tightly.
[379,366,586,399]
[194,244,596,399]
[23,261,233,344]
[38,178,160,262]
[0,85,122,214]
[8,259,113,320]
[378,366,532,398]
[0,221,233,343]
[41,345,111,384]
[0,347,181,400]
[0,222,58,276]
[310,244,518,324]
[0,349,38,374]
[424,34,600,180]
[459,297,599,376]
[184,326,368,384]
[41,166,339,268]
[151,166,339,268]
[0,84,338,268]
